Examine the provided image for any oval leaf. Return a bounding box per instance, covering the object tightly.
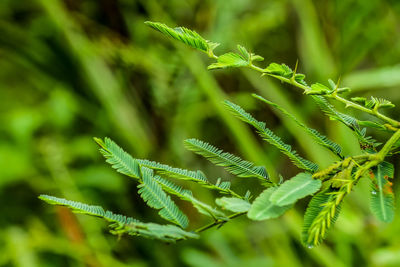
[270,173,321,206]
[216,197,251,213]
[247,187,292,221]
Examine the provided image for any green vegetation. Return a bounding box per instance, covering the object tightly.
[3,1,400,266]
[40,20,400,249]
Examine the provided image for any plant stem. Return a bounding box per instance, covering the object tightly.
[247,63,400,128]
[377,129,400,160]
[194,212,246,233]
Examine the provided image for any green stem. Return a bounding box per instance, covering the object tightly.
[194,212,246,233]
[377,129,400,160]
[247,63,400,128]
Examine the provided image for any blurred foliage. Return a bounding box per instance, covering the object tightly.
[1,0,400,266]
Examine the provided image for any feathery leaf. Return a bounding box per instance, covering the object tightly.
[208,52,249,70]
[145,21,217,55]
[224,100,319,172]
[184,138,269,181]
[137,158,241,197]
[253,94,343,158]
[138,167,189,228]
[370,162,395,223]
[39,195,197,242]
[302,188,342,247]
[94,137,141,179]
[153,175,227,220]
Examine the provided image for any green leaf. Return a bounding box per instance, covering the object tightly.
[184,138,269,181]
[253,94,343,158]
[94,137,141,179]
[39,195,198,242]
[145,21,217,54]
[236,45,250,61]
[264,63,293,78]
[302,188,341,247]
[153,175,228,220]
[138,157,241,197]
[185,194,228,221]
[224,100,319,173]
[306,83,331,95]
[216,197,251,213]
[270,173,321,206]
[138,167,189,228]
[351,96,395,109]
[247,187,292,220]
[370,162,395,223]
[311,96,379,148]
[208,52,249,70]
[295,73,308,86]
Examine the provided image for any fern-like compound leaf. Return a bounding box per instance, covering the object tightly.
[137,158,241,197]
[247,187,292,220]
[306,83,332,95]
[145,21,217,55]
[215,197,251,213]
[264,63,293,78]
[137,158,208,183]
[270,173,321,206]
[138,167,189,228]
[152,175,227,220]
[253,94,343,158]
[302,188,342,247]
[94,137,141,179]
[39,195,197,242]
[184,138,269,181]
[208,52,249,70]
[370,162,395,223]
[311,96,380,149]
[224,100,319,173]
[95,137,240,197]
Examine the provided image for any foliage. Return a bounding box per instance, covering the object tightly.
[38,20,400,250]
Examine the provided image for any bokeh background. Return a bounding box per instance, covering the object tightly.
[1,0,400,266]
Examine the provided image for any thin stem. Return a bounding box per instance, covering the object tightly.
[194,212,246,233]
[247,63,400,128]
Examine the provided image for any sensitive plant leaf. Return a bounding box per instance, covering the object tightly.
[310,96,379,148]
[153,175,228,220]
[137,158,208,183]
[216,197,251,213]
[224,100,319,172]
[138,167,189,228]
[145,21,216,54]
[247,187,292,221]
[94,137,141,179]
[236,45,250,61]
[264,63,293,78]
[270,173,321,206]
[295,73,308,86]
[252,94,343,158]
[358,120,387,131]
[351,96,395,109]
[39,195,198,242]
[184,138,269,181]
[185,194,228,221]
[208,52,249,70]
[302,188,341,247]
[370,162,395,223]
[137,158,240,197]
[306,83,331,95]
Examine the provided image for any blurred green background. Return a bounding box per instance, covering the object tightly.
[1,0,400,266]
